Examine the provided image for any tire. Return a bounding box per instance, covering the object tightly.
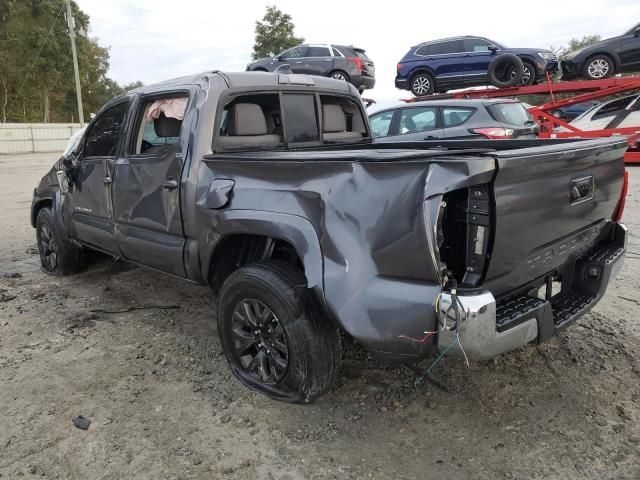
[35,207,82,276]
[410,72,434,96]
[517,61,536,86]
[488,53,524,88]
[582,54,614,80]
[217,260,341,403]
[329,70,350,82]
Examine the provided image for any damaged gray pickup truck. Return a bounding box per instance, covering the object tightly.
[31,71,628,402]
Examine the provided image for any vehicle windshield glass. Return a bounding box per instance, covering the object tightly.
[625,23,640,35]
[486,103,532,126]
[63,126,86,157]
[370,111,393,137]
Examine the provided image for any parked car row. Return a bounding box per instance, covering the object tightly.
[558,94,640,132]
[246,43,375,92]
[369,99,537,141]
[246,23,640,96]
[561,23,640,80]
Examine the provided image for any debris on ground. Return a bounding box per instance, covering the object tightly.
[72,416,91,430]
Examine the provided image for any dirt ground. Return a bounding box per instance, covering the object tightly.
[0,152,638,480]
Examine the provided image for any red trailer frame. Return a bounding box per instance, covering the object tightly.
[404,73,640,163]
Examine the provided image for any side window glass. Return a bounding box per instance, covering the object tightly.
[332,47,343,57]
[416,44,434,56]
[442,107,475,127]
[466,38,491,52]
[131,96,188,155]
[399,107,437,134]
[307,47,330,57]
[282,94,318,143]
[282,46,306,59]
[84,101,129,157]
[370,111,394,137]
[438,40,465,54]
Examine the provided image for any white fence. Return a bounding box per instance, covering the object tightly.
[0,123,84,154]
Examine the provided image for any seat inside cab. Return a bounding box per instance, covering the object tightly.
[217,94,283,149]
[133,96,187,155]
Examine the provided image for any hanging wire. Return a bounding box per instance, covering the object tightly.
[414,336,458,385]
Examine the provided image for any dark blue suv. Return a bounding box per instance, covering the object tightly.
[395,36,557,96]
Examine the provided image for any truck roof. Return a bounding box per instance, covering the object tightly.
[128,71,356,95]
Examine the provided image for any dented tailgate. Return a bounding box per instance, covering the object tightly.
[483,138,627,296]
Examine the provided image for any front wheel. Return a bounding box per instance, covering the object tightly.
[36,207,82,276]
[513,61,536,86]
[217,261,341,403]
[583,55,614,80]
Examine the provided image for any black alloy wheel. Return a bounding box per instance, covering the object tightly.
[230,298,289,384]
[38,223,58,272]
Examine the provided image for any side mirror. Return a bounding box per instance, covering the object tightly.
[488,44,499,53]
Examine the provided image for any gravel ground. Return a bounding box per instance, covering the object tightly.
[0,152,638,480]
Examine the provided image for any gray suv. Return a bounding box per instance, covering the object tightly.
[369,98,537,141]
[246,44,375,92]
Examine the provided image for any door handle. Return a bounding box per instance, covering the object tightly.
[104,176,112,184]
[294,61,303,64]
[162,178,178,190]
[424,135,438,140]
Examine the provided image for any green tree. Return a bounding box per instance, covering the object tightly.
[252,5,303,60]
[0,0,142,123]
[551,35,602,59]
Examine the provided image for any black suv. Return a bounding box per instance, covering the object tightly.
[562,23,640,80]
[246,44,375,92]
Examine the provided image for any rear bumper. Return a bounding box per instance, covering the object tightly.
[395,76,409,90]
[438,223,627,360]
[352,74,375,90]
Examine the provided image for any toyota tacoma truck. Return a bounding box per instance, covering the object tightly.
[31,71,628,403]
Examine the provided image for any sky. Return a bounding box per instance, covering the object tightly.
[75,0,640,105]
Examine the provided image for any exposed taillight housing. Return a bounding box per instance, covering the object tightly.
[471,127,514,139]
[439,184,492,286]
[612,170,628,222]
[347,57,365,71]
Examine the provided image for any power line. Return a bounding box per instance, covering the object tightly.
[84,0,229,31]
[0,31,68,41]
[91,17,235,51]
[6,4,66,118]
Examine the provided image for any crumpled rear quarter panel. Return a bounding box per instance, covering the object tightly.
[197,151,495,358]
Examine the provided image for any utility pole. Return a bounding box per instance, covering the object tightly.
[65,0,84,124]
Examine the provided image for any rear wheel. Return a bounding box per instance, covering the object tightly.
[410,72,434,96]
[583,55,614,80]
[36,207,82,276]
[217,261,341,403]
[329,70,350,82]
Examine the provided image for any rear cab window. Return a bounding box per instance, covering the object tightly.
[214,91,368,151]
